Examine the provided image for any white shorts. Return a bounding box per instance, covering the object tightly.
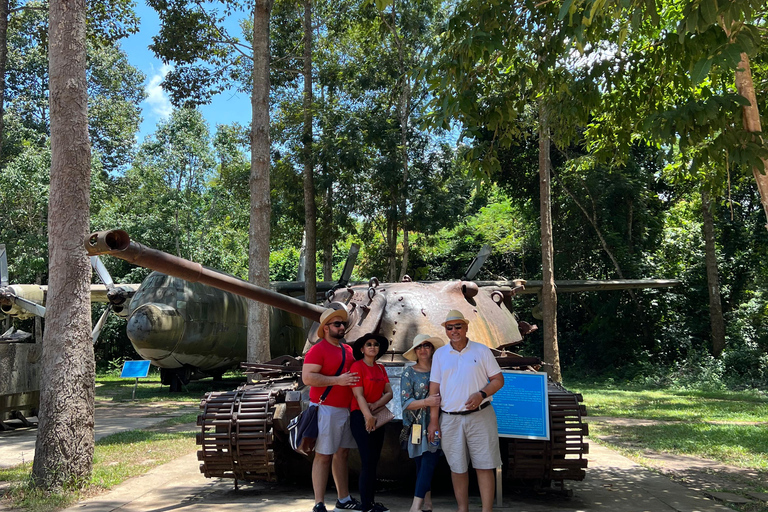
[439,405,501,473]
[315,403,356,455]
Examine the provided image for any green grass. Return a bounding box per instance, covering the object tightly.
[590,421,768,469]
[94,370,246,402]
[567,382,768,422]
[92,431,196,488]
[0,429,196,512]
[0,370,221,512]
[568,381,768,511]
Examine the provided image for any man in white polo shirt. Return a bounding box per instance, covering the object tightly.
[428,310,504,512]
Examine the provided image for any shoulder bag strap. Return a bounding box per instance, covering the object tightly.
[319,343,346,403]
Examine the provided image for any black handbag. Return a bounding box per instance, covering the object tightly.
[288,345,346,455]
[398,423,411,449]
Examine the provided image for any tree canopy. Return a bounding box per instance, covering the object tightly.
[0,0,767,390]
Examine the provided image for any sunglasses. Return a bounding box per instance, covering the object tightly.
[364,342,380,348]
[445,324,464,331]
[416,343,433,350]
[330,321,348,328]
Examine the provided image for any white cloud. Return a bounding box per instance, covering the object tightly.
[144,64,174,119]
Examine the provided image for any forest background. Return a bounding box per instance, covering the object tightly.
[1,0,767,390]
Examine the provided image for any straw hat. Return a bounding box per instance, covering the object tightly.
[316,306,348,339]
[352,333,389,360]
[441,309,470,327]
[403,333,444,361]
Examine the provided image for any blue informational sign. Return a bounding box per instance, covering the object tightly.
[492,370,550,440]
[120,360,151,379]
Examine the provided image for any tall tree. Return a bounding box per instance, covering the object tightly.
[538,104,561,381]
[148,0,275,362]
[249,0,273,362]
[426,0,599,380]
[701,189,726,356]
[32,0,93,489]
[302,0,316,306]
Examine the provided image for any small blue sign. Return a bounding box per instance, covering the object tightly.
[492,370,550,440]
[120,360,151,379]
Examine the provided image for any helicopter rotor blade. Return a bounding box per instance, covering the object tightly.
[90,256,115,291]
[337,244,360,287]
[13,295,46,318]
[92,304,112,344]
[0,244,8,287]
[462,244,491,281]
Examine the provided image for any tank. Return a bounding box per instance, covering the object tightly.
[85,229,588,489]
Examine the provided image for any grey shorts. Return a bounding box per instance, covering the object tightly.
[315,403,356,455]
[439,405,502,473]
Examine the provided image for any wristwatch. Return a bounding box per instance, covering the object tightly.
[479,390,487,399]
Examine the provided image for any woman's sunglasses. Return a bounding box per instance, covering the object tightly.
[364,342,380,348]
[416,343,433,350]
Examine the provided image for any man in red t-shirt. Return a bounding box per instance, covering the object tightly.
[302,307,363,512]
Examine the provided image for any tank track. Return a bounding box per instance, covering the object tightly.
[196,387,278,482]
[504,380,589,484]
[196,366,588,487]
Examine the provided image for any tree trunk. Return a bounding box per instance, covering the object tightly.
[732,50,768,229]
[0,0,8,160]
[387,211,397,282]
[397,77,410,281]
[538,103,561,382]
[247,0,273,363]
[302,0,316,306]
[32,0,94,489]
[322,183,333,281]
[701,190,726,357]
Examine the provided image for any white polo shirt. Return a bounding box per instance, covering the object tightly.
[430,339,501,413]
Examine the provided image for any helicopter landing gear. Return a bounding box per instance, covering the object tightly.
[161,367,190,393]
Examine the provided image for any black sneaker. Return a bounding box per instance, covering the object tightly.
[313,503,328,512]
[334,496,363,512]
[370,503,389,512]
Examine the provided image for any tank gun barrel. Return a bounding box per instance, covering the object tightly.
[85,230,326,322]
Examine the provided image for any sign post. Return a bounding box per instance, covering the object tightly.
[493,370,550,440]
[120,360,151,400]
[491,370,550,506]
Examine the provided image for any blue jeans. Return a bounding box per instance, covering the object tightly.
[350,410,386,509]
[414,449,441,499]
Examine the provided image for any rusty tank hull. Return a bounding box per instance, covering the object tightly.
[86,230,588,488]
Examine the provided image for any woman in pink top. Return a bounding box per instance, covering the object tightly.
[350,333,393,512]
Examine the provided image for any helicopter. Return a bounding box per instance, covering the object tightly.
[92,245,360,392]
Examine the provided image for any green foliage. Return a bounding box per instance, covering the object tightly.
[270,247,301,281]
[147,0,246,107]
[2,1,143,169]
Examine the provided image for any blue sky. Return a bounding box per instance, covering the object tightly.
[120,2,252,144]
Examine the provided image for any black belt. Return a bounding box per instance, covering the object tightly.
[442,401,491,416]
